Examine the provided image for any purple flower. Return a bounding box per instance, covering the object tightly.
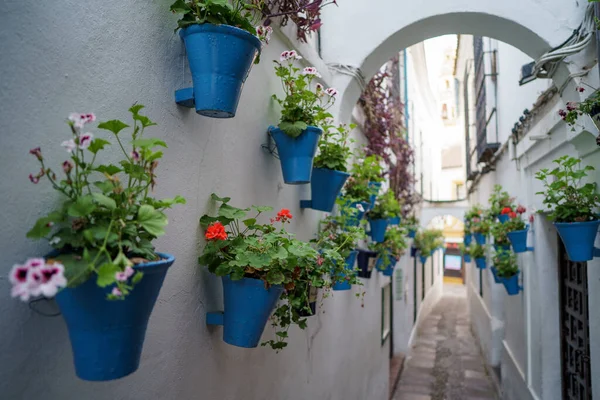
[62,160,73,174]
[29,147,42,160]
[112,287,123,297]
[79,132,94,149]
[325,87,338,97]
[130,150,140,162]
[302,67,321,77]
[115,271,128,282]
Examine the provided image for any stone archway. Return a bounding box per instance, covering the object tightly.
[320,2,586,121]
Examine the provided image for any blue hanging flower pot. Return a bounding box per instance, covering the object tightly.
[507,227,529,253]
[300,168,350,212]
[494,244,511,252]
[206,276,283,348]
[490,266,501,284]
[388,216,401,225]
[332,251,359,291]
[464,254,472,263]
[498,214,510,223]
[176,24,261,118]
[368,181,382,208]
[464,234,472,246]
[501,272,521,296]
[297,286,318,317]
[474,233,486,245]
[475,257,487,269]
[410,246,418,258]
[554,220,600,262]
[420,255,428,264]
[270,126,322,184]
[369,218,389,243]
[342,201,370,227]
[357,249,378,279]
[55,253,175,381]
[408,229,416,239]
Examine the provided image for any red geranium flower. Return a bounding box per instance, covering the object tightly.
[508,212,518,219]
[205,222,227,241]
[516,205,526,214]
[501,207,512,215]
[275,208,293,222]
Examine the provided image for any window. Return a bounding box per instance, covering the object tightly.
[442,104,448,119]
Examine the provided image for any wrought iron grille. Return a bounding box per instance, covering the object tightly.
[473,36,487,162]
[559,241,592,400]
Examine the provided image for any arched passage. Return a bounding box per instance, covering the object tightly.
[320,2,586,121]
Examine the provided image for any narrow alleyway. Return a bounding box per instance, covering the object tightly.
[393,285,498,400]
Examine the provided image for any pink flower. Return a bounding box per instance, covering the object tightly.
[566,102,577,111]
[529,214,535,223]
[125,265,135,278]
[302,67,321,77]
[577,86,585,93]
[256,25,272,44]
[316,256,324,266]
[112,287,123,297]
[29,174,39,184]
[356,203,365,212]
[280,50,302,62]
[61,139,77,153]
[79,132,94,149]
[316,83,324,91]
[131,150,140,162]
[62,160,73,174]
[10,258,66,301]
[29,147,42,160]
[115,271,128,282]
[68,113,96,129]
[516,205,526,214]
[325,87,338,97]
[10,264,30,285]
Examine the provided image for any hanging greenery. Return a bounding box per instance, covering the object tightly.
[359,56,418,217]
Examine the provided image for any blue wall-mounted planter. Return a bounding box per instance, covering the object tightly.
[410,246,418,258]
[357,249,378,279]
[297,286,318,317]
[475,257,487,269]
[342,201,370,227]
[420,255,428,265]
[376,252,397,276]
[494,244,511,253]
[490,266,501,284]
[206,276,283,348]
[464,234,472,246]
[501,272,521,296]
[408,229,416,239]
[300,168,350,212]
[368,181,382,208]
[175,24,261,118]
[55,253,175,381]
[498,214,510,224]
[554,220,600,262]
[332,251,359,291]
[464,254,472,263]
[369,218,389,243]
[270,126,322,185]
[388,216,401,225]
[507,227,533,253]
[474,233,486,245]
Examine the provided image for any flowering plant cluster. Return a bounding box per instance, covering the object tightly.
[490,221,511,246]
[368,190,401,220]
[458,243,470,257]
[199,194,343,350]
[469,243,486,259]
[493,249,518,278]
[504,206,527,232]
[372,226,408,269]
[488,185,514,216]
[403,215,419,233]
[413,229,444,256]
[558,86,600,131]
[273,52,336,137]
[470,216,491,236]
[535,155,600,222]
[313,122,355,172]
[15,106,185,302]
[342,154,385,203]
[464,204,484,233]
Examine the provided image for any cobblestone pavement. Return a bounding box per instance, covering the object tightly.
[392,284,498,400]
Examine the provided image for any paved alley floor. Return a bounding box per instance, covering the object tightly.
[392,284,498,400]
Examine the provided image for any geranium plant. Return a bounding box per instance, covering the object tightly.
[488,185,514,216]
[342,154,385,204]
[13,106,185,301]
[199,194,342,350]
[470,243,486,259]
[272,52,336,137]
[471,216,491,236]
[558,85,600,135]
[313,123,355,172]
[535,155,600,222]
[490,221,511,247]
[505,205,527,232]
[464,205,484,233]
[372,226,408,269]
[493,249,518,278]
[413,229,443,256]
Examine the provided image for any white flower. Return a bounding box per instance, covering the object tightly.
[68,113,96,129]
[302,67,321,77]
[316,83,324,91]
[325,87,338,97]
[49,237,61,245]
[10,258,66,301]
[280,50,302,62]
[61,139,77,153]
[356,203,365,212]
[79,132,94,149]
[257,26,273,44]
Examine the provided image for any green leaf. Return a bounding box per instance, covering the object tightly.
[266,270,285,285]
[211,193,231,203]
[68,195,97,217]
[215,263,232,276]
[219,204,248,219]
[91,193,116,210]
[242,218,256,227]
[97,263,119,287]
[54,253,94,287]
[170,0,191,13]
[95,164,122,175]
[132,271,144,284]
[137,205,168,237]
[27,217,54,239]
[88,138,111,154]
[131,138,167,148]
[94,180,114,193]
[252,205,273,213]
[97,120,129,135]
[278,121,308,138]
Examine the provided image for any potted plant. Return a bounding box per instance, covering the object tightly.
[373,226,408,276]
[489,185,514,223]
[170,0,270,117]
[464,230,472,246]
[459,244,472,263]
[378,190,402,225]
[200,195,342,350]
[300,123,354,212]
[505,205,532,253]
[356,248,379,279]
[464,205,484,241]
[535,155,600,261]
[491,221,511,252]
[367,194,393,243]
[558,85,600,137]
[413,229,441,265]
[11,106,185,381]
[493,249,520,295]
[269,54,337,184]
[362,155,385,207]
[315,210,365,291]
[404,215,419,238]
[471,244,487,269]
[471,216,490,245]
